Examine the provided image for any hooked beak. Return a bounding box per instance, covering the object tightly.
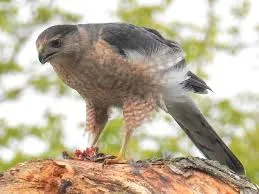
[38,51,57,64]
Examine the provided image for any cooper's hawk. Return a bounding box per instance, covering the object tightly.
[36,23,244,175]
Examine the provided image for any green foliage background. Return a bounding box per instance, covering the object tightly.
[0,0,258,183]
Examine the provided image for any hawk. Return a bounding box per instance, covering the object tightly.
[36,23,244,175]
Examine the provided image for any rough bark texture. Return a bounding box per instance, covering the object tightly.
[0,157,258,194]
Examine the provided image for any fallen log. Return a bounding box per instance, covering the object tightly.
[0,157,258,194]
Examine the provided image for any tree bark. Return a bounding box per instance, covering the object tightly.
[0,157,258,194]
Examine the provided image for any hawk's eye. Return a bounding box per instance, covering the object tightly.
[50,39,61,48]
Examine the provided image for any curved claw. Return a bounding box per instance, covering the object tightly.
[102,156,128,168]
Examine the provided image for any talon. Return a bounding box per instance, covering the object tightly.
[102,155,128,168]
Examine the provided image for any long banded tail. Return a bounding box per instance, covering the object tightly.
[165,95,245,175]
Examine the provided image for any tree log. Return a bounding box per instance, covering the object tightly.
[0,157,258,194]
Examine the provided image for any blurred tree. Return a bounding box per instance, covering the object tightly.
[0,0,258,184]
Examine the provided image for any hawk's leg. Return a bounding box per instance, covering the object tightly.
[104,97,155,165]
[85,104,108,147]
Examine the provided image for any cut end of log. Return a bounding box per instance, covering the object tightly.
[0,157,258,194]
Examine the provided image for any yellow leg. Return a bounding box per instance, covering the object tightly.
[103,97,155,166]
[91,128,103,147]
[102,127,131,165]
[118,126,132,158]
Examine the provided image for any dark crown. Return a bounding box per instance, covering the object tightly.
[36,25,77,44]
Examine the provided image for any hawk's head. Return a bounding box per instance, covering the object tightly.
[36,25,79,64]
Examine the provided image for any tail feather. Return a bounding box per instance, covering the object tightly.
[165,95,245,175]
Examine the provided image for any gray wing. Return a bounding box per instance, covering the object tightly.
[101,23,181,56]
[101,23,184,70]
[101,23,211,94]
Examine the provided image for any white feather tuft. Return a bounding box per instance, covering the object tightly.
[125,48,189,103]
[163,66,189,103]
